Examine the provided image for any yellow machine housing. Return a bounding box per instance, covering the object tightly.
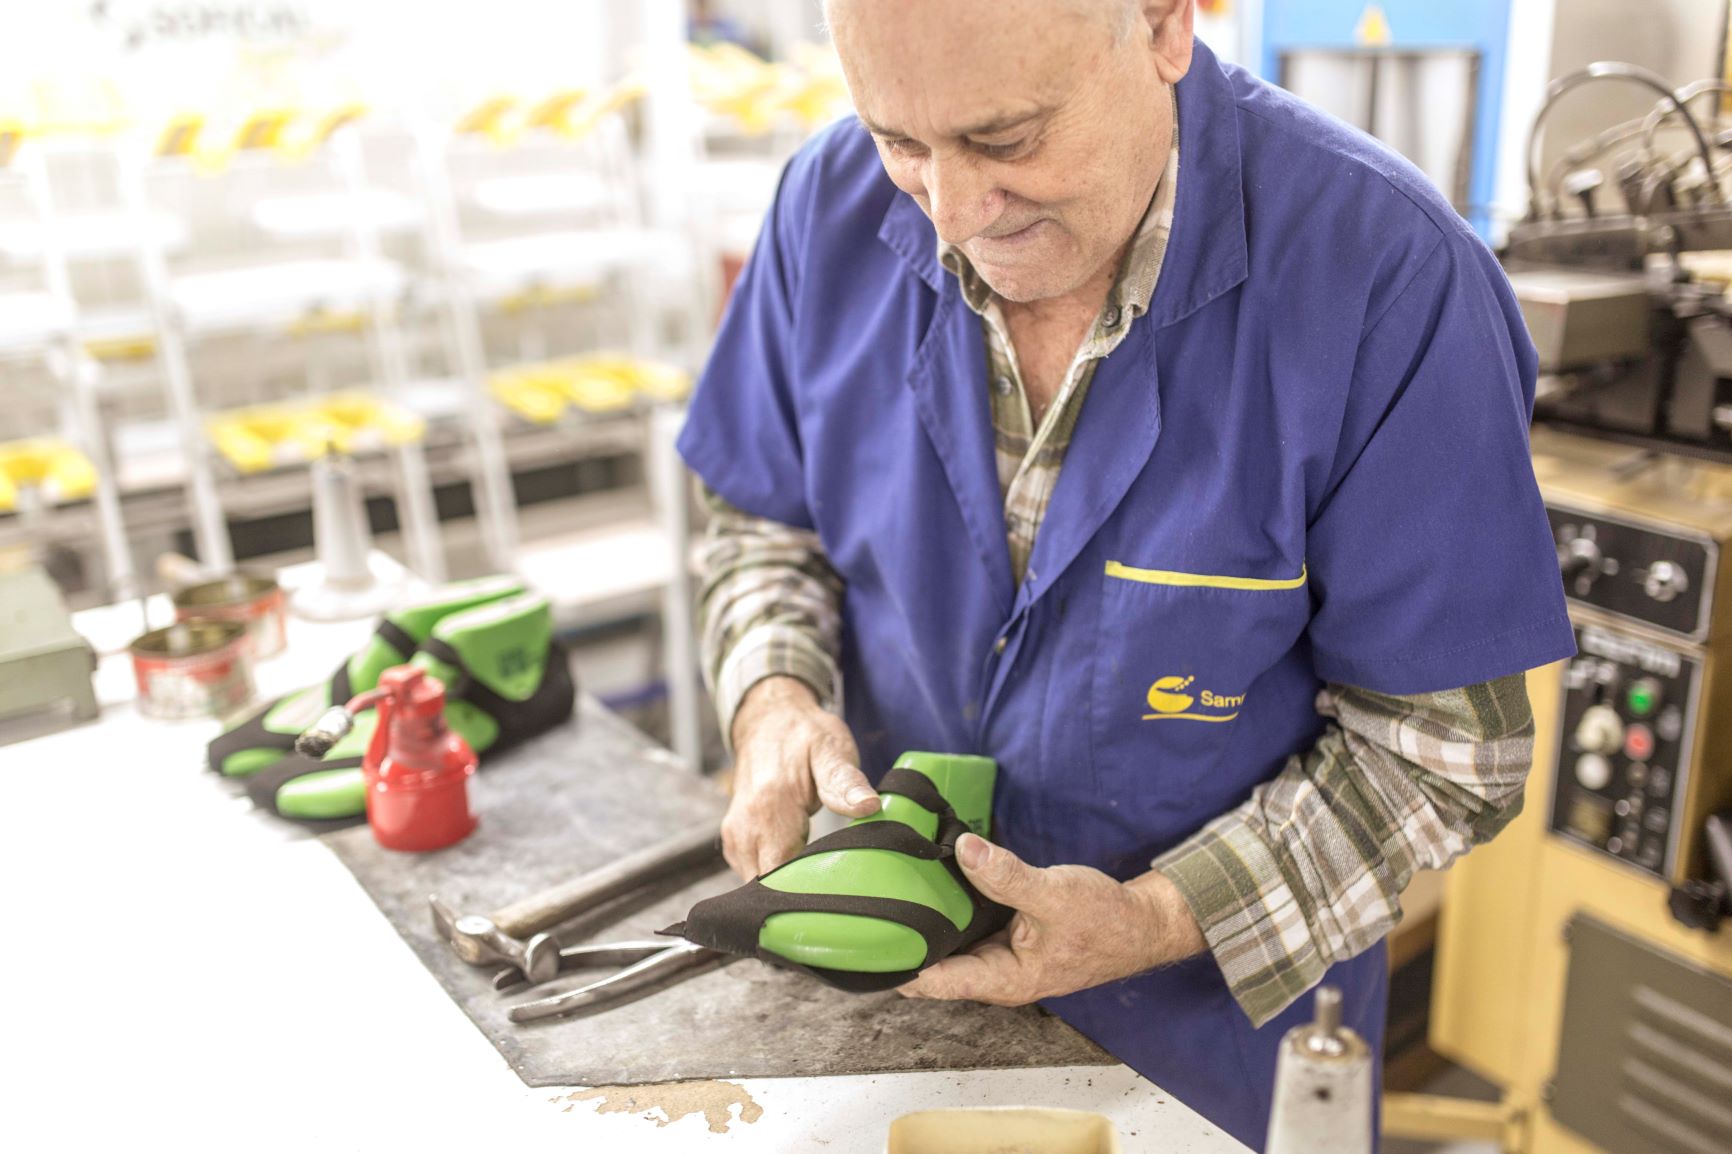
[1429,428,1732,1154]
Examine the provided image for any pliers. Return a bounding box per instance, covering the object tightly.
[498,938,732,1022]
[428,822,734,1023]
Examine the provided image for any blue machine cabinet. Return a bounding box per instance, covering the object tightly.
[1256,1,1513,238]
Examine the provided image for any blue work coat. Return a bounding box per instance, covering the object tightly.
[679,38,1575,1150]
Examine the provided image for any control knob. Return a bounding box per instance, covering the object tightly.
[1642,560,1689,603]
[1559,536,1606,590]
[1575,704,1625,756]
[1575,753,1613,791]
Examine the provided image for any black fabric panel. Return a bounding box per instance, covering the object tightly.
[760,955,922,993]
[786,820,949,860]
[242,753,369,832]
[874,768,951,816]
[204,617,393,775]
[373,619,418,663]
[678,880,966,959]
[206,696,289,774]
[329,661,353,707]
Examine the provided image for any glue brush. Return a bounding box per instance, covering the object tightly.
[294,688,390,758]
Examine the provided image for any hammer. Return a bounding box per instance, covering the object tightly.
[429,824,724,986]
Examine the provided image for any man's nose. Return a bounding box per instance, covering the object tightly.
[925,152,1000,245]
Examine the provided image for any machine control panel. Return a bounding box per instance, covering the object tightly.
[1550,624,1699,878]
[1547,504,1716,640]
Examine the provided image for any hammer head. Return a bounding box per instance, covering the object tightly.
[429,895,561,985]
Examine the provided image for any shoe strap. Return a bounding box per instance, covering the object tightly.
[374,618,418,663]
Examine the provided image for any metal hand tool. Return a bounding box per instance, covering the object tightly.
[504,939,732,1022]
[429,822,724,989]
[430,896,564,985]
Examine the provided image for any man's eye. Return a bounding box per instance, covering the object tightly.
[884,137,926,157]
[973,139,1027,160]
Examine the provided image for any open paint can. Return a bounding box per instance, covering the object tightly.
[172,573,287,659]
[130,618,255,720]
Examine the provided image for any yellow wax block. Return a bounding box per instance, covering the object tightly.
[83,333,156,361]
[234,108,295,152]
[208,423,276,473]
[0,440,95,502]
[490,377,567,424]
[628,360,692,401]
[456,95,523,145]
[557,367,637,413]
[46,450,97,500]
[156,113,203,157]
[208,407,302,472]
[317,394,425,446]
[525,89,589,133]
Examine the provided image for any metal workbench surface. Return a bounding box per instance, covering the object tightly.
[0,589,1251,1153]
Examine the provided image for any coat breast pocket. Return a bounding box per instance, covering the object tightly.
[1090,558,1310,801]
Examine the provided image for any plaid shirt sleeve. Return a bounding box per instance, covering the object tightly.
[696,485,846,749]
[1153,673,1535,1026]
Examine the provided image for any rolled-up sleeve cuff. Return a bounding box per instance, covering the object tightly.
[1152,813,1328,1028]
[714,623,841,753]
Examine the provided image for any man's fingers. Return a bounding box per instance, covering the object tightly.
[954,833,1044,910]
[722,801,807,880]
[899,940,1029,1004]
[811,732,879,817]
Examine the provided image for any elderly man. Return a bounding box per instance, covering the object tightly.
[677,0,1575,1145]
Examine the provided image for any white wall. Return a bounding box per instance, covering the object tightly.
[2,0,623,129]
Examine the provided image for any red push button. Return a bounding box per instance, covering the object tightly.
[1624,723,1655,762]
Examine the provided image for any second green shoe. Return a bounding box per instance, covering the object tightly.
[244,590,577,827]
[207,574,525,778]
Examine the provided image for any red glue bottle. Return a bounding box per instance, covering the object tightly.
[303,665,478,851]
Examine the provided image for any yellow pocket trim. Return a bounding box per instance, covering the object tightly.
[1104,560,1307,591]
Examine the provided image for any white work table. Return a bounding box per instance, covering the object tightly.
[1,595,1250,1153]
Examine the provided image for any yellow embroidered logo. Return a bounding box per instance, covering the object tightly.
[1143,675,1243,723]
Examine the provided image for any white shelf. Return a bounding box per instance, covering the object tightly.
[252,190,423,240]
[0,291,74,353]
[515,514,673,626]
[471,172,613,218]
[457,228,686,301]
[169,259,407,336]
[0,210,187,263]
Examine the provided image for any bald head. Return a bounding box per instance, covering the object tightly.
[827,0,1139,41]
[826,0,1194,303]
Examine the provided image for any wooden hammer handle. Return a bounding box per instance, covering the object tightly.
[493,823,724,938]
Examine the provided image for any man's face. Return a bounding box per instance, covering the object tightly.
[830,0,1191,304]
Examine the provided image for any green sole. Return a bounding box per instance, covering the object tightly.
[276,766,367,820]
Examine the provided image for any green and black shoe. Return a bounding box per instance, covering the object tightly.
[207,575,525,779]
[244,590,576,828]
[668,752,1012,991]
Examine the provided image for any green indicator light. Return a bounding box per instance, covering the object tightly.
[1627,681,1658,717]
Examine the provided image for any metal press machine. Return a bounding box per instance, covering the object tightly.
[1391,62,1732,1154]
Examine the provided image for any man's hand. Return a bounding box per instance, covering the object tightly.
[723,675,880,879]
[898,833,1207,1005]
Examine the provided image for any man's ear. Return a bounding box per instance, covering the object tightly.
[1140,0,1195,85]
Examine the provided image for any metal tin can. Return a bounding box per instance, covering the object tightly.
[130,619,255,720]
[172,574,287,659]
